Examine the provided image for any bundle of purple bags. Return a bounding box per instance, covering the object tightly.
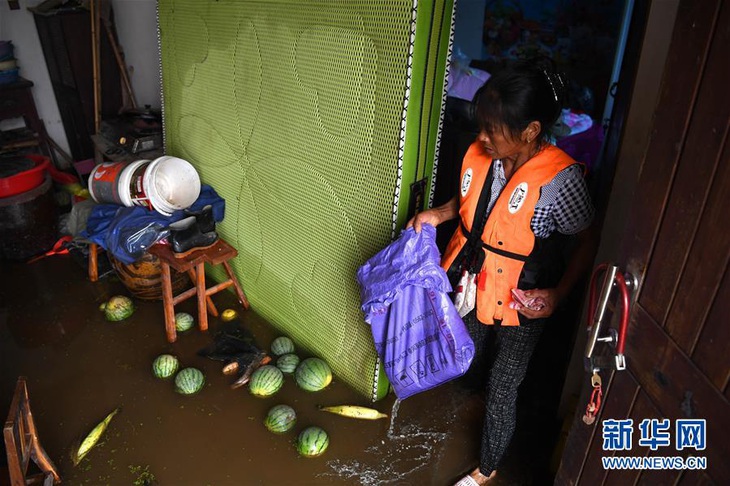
[357,224,475,399]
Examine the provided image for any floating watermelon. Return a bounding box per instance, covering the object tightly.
[276,354,300,374]
[175,368,205,395]
[100,295,134,321]
[295,358,332,392]
[271,336,295,356]
[264,405,297,434]
[152,354,179,379]
[175,312,194,332]
[296,426,329,457]
[249,365,284,398]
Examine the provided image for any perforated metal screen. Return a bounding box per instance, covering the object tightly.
[158,0,453,400]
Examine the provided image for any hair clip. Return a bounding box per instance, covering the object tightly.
[542,69,559,102]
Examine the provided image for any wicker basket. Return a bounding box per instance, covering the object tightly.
[109,251,190,301]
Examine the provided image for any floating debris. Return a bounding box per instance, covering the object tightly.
[318,405,388,420]
[73,408,121,466]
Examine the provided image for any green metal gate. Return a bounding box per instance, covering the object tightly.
[158,0,454,400]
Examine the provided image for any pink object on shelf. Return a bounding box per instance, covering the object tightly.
[448,67,491,101]
[73,158,96,176]
[556,122,605,174]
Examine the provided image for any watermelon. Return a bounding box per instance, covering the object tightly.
[295,358,332,392]
[152,354,179,379]
[296,426,329,457]
[264,405,297,434]
[175,367,205,395]
[271,336,295,356]
[249,365,284,398]
[175,312,195,332]
[276,353,300,374]
[101,295,134,321]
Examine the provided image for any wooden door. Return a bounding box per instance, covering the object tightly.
[557,0,730,484]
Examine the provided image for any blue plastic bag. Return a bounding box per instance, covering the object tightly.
[357,224,475,399]
[82,184,225,264]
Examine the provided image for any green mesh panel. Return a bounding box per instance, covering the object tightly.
[158,0,453,400]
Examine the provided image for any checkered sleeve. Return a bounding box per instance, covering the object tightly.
[531,164,595,237]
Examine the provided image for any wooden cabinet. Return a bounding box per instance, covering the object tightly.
[32,8,122,160]
[0,77,48,154]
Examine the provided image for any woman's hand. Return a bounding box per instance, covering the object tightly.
[510,288,561,319]
[406,209,443,233]
[511,226,597,320]
[406,197,459,233]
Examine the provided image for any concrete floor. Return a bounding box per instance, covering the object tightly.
[0,252,562,485]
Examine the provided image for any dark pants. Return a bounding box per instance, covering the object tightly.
[462,311,545,476]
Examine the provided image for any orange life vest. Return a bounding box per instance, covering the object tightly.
[442,141,575,326]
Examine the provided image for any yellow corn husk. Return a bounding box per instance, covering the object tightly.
[318,404,388,420]
[72,408,121,466]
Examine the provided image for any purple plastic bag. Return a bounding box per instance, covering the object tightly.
[357,224,475,399]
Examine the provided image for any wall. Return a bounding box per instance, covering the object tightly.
[453,0,486,60]
[0,0,161,167]
[111,0,161,110]
[0,0,71,158]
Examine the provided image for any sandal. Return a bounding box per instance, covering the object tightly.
[453,467,495,486]
[454,475,481,486]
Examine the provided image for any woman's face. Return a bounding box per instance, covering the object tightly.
[478,126,525,161]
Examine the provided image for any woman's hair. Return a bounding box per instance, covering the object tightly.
[475,57,567,142]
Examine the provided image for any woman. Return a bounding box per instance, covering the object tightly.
[408,58,596,485]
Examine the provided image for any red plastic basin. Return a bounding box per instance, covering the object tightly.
[0,155,50,198]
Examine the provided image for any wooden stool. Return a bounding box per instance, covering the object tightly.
[148,238,249,343]
[4,377,61,486]
[89,242,101,282]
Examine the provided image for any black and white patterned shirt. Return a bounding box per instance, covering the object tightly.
[487,160,594,238]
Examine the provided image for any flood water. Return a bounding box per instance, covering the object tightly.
[1,255,561,485]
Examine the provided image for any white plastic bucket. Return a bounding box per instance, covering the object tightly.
[118,159,152,208]
[88,161,131,205]
[88,157,201,216]
[143,156,201,216]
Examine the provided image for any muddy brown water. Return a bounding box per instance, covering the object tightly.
[1,256,553,485]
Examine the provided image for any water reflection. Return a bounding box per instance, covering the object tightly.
[0,257,505,485]
[322,395,475,485]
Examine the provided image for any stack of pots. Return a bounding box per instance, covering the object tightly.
[0,155,57,260]
[0,41,19,85]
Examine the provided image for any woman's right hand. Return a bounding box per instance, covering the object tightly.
[406,209,442,233]
[406,197,459,233]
